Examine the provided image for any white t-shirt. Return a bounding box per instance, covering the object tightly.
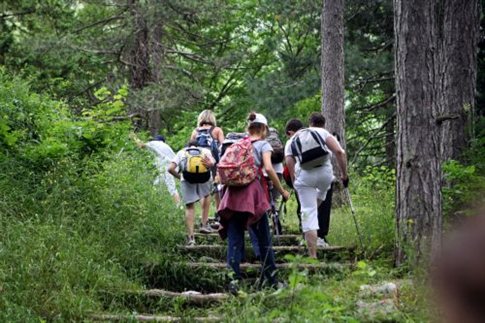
[146,141,176,171]
[172,147,214,182]
[284,127,333,173]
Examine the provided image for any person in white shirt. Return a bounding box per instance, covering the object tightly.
[285,113,348,258]
[132,134,181,205]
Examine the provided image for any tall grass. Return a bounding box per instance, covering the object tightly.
[0,149,185,321]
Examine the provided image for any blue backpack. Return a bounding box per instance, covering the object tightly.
[195,127,220,163]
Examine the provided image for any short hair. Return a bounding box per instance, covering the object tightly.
[187,139,198,147]
[197,110,217,127]
[309,112,326,127]
[285,118,304,134]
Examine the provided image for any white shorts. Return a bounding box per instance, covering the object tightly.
[294,165,334,232]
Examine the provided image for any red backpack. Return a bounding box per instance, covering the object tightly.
[217,137,258,186]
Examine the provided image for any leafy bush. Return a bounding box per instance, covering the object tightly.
[442,159,485,217]
[0,73,185,320]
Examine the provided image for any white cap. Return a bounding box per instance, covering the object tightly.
[250,113,268,126]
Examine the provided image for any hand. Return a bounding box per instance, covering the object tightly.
[202,156,214,168]
[342,176,349,188]
[281,189,290,201]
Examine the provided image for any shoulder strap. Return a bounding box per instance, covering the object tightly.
[309,129,326,147]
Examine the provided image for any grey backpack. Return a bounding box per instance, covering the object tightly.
[290,128,329,169]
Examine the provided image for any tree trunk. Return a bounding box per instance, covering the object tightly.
[128,0,150,90]
[385,112,396,168]
[394,0,442,266]
[146,19,164,136]
[439,0,480,161]
[321,0,346,204]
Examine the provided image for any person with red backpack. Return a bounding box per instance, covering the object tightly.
[217,112,290,292]
[190,110,225,233]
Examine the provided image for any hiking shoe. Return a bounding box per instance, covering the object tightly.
[228,280,240,296]
[317,237,329,248]
[186,236,196,246]
[199,224,214,234]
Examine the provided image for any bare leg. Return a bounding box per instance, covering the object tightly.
[186,203,195,237]
[305,230,318,258]
[173,192,181,205]
[201,195,211,226]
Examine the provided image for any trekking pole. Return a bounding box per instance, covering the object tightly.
[344,188,364,250]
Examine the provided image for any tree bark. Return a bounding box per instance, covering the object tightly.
[321,0,346,204]
[394,0,442,266]
[385,112,396,168]
[438,0,480,161]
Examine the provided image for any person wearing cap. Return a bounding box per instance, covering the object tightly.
[284,112,348,258]
[218,112,290,292]
[131,133,181,205]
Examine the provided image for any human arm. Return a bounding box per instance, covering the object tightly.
[263,151,290,200]
[285,155,297,185]
[325,135,348,184]
[129,132,146,148]
[190,129,197,141]
[214,127,225,144]
[168,162,180,180]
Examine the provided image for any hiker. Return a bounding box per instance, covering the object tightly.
[131,134,181,205]
[190,110,225,226]
[217,112,290,290]
[265,127,285,234]
[284,118,335,247]
[220,132,263,262]
[285,112,348,258]
[283,119,304,232]
[168,140,216,245]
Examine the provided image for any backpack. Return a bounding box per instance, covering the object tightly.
[267,128,284,164]
[195,127,220,163]
[217,137,258,186]
[290,128,329,170]
[220,132,247,157]
[182,147,211,184]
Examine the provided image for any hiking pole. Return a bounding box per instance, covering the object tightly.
[344,188,364,250]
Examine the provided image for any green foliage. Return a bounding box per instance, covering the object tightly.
[328,166,395,256]
[0,73,185,320]
[442,159,485,216]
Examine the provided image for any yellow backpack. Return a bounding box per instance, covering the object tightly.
[182,148,210,183]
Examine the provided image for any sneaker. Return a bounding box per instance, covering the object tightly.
[317,237,329,248]
[187,236,196,246]
[228,280,239,296]
[199,224,214,234]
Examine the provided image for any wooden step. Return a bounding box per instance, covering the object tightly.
[181,261,350,272]
[90,313,221,321]
[193,233,303,245]
[123,289,229,304]
[179,244,355,260]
